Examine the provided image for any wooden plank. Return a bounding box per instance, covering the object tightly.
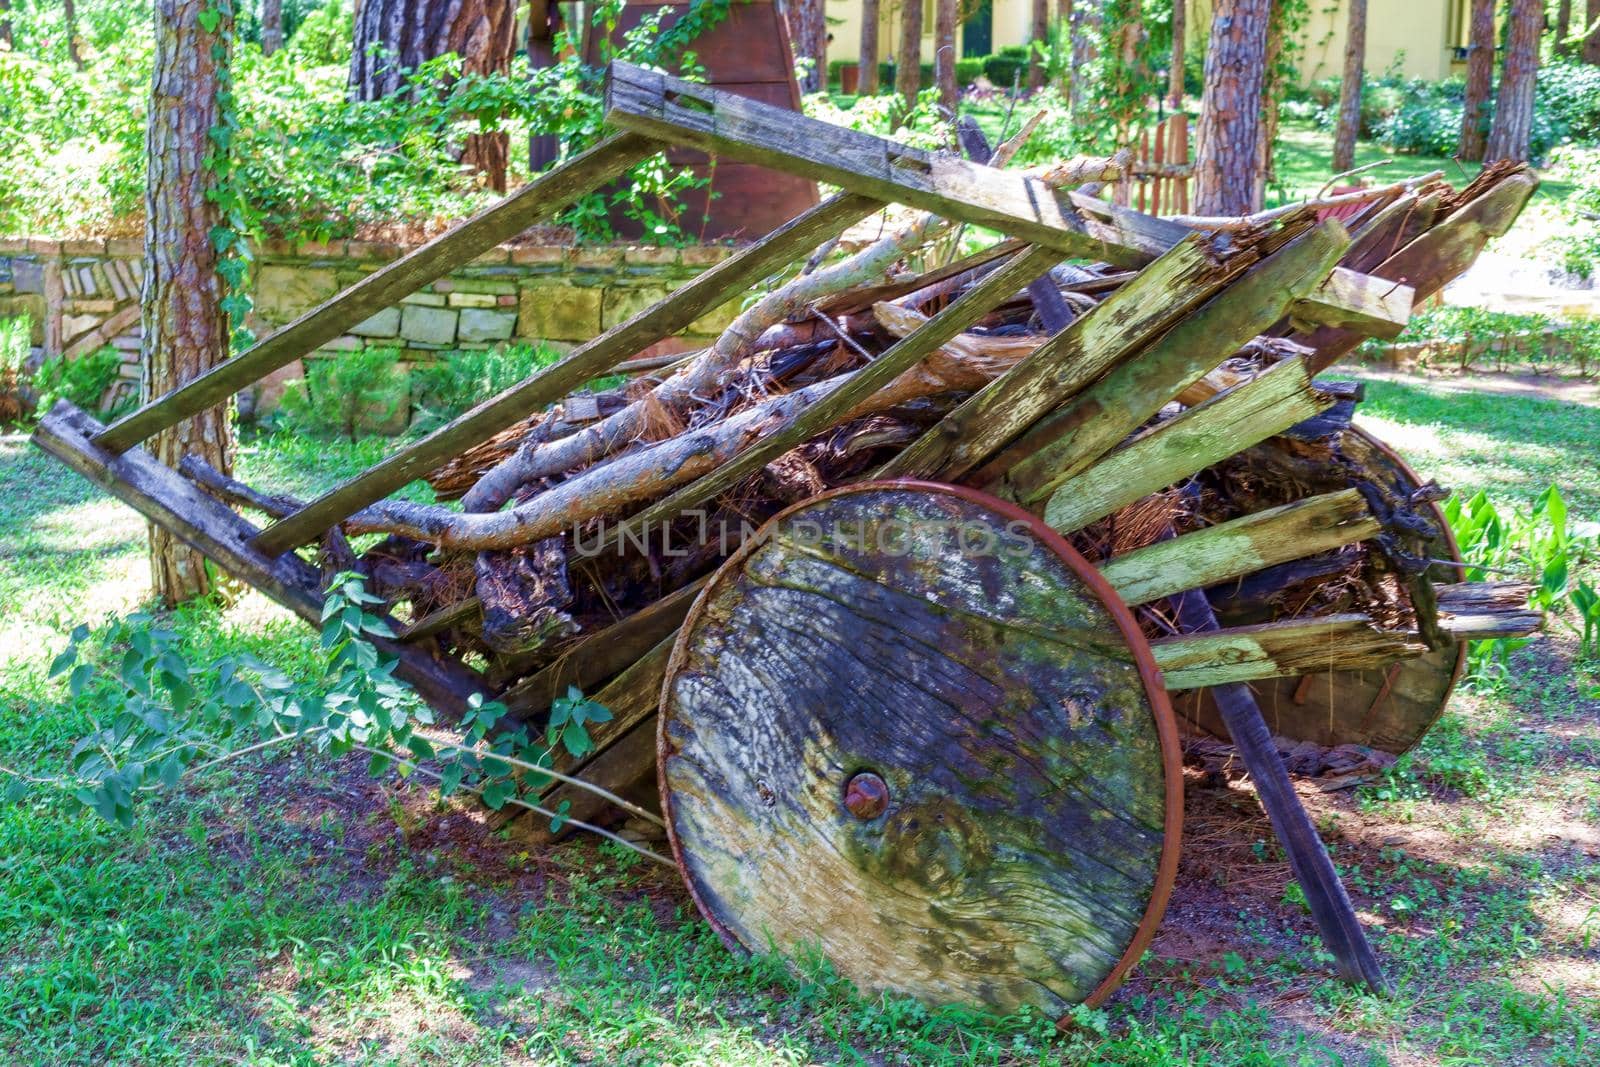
[1289,267,1414,338]
[875,234,1241,483]
[587,245,1061,555]
[94,133,657,454]
[1000,222,1349,506]
[249,193,881,556]
[1436,581,1541,639]
[1098,489,1380,606]
[603,61,1151,269]
[397,597,480,643]
[31,402,487,717]
[1152,614,1427,690]
[1041,357,1335,534]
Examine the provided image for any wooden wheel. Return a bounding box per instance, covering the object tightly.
[1175,426,1467,756]
[658,482,1181,1016]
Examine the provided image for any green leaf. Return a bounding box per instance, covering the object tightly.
[481,778,515,810]
[562,720,593,758]
[158,753,185,790]
[366,751,393,777]
[1542,555,1569,600]
[197,7,222,34]
[548,798,571,833]
[438,761,464,797]
[407,735,435,760]
[48,646,78,678]
[3,778,29,805]
[69,663,95,698]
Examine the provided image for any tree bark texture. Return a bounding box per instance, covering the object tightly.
[1331,0,1366,173]
[1458,0,1495,161]
[1586,0,1600,64]
[63,0,84,66]
[1251,7,1284,211]
[859,0,880,94]
[935,0,958,111]
[0,0,12,51]
[896,0,924,110]
[1169,0,1185,108]
[349,0,518,191]
[144,0,235,605]
[1069,0,1098,114]
[1555,0,1572,57]
[792,0,826,93]
[1194,0,1271,215]
[1485,0,1542,163]
[261,0,284,55]
[1028,0,1049,90]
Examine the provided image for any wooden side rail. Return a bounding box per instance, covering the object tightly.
[93,133,657,454]
[249,194,881,556]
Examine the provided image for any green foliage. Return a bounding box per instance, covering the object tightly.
[0,315,31,425]
[1368,302,1600,379]
[981,45,1031,92]
[280,348,408,439]
[1552,146,1600,282]
[409,342,565,428]
[31,348,127,418]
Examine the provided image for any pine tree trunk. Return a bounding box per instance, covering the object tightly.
[1555,0,1572,57]
[1252,9,1283,211]
[860,0,880,94]
[935,0,959,111]
[1459,0,1495,161]
[527,0,561,171]
[1485,0,1543,162]
[0,0,12,51]
[1169,0,1185,108]
[145,0,235,606]
[1331,0,1367,173]
[1028,0,1049,91]
[1586,0,1600,64]
[896,0,924,110]
[261,0,283,55]
[349,0,517,192]
[1193,0,1271,215]
[63,0,84,67]
[793,0,826,93]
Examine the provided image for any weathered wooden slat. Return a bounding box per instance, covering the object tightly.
[603,61,1151,269]
[1000,222,1349,506]
[588,245,1060,554]
[1098,489,1379,606]
[94,133,658,454]
[31,402,486,716]
[1041,357,1335,534]
[1153,614,1428,690]
[398,597,480,642]
[1289,267,1414,338]
[249,193,881,556]
[876,234,1241,483]
[1436,581,1541,639]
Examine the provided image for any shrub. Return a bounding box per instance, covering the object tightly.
[1552,146,1600,281]
[411,342,565,428]
[32,348,128,418]
[955,57,985,87]
[281,347,409,439]
[982,45,1031,91]
[0,315,31,424]
[1537,61,1600,142]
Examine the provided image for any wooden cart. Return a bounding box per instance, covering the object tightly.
[34,63,1543,1019]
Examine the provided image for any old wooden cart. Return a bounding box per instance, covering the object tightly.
[35,63,1543,1018]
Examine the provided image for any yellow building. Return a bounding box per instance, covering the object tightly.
[824,0,1476,85]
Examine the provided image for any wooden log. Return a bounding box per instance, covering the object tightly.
[1098,489,1380,606]
[31,402,486,716]
[249,193,881,556]
[93,133,657,454]
[584,245,1061,555]
[999,222,1350,506]
[1153,614,1428,689]
[1289,267,1414,338]
[603,61,1152,269]
[1169,588,1393,995]
[659,482,1181,1015]
[1041,357,1335,534]
[1436,581,1541,639]
[876,234,1244,483]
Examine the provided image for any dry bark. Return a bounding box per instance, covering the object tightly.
[859,0,880,94]
[1587,0,1600,65]
[1029,0,1050,91]
[261,0,283,55]
[791,0,826,94]
[934,0,959,113]
[1459,0,1495,162]
[896,0,923,110]
[1193,0,1271,215]
[1485,0,1543,163]
[1330,0,1366,173]
[144,0,235,605]
[1168,0,1186,109]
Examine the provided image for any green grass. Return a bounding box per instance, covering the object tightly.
[2,372,1599,1063]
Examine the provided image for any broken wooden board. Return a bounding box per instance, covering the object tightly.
[660,482,1181,1015]
[1152,614,1429,690]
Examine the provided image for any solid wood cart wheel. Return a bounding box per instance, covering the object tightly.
[1177,426,1467,756]
[658,481,1182,1016]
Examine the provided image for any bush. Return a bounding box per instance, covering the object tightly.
[1552,147,1600,281]
[0,315,31,425]
[411,342,565,428]
[281,347,409,439]
[1537,61,1600,143]
[31,348,127,418]
[955,57,985,87]
[982,45,1031,91]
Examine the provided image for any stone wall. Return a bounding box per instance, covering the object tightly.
[0,235,738,418]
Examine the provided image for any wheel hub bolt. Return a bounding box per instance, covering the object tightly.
[843,772,889,820]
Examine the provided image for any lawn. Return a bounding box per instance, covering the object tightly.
[1,368,1597,1065]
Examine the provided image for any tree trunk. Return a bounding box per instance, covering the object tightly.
[1028,0,1049,91]
[144,0,236,606]
[860,0,880,94]
[1169,0,1185,109]
[1194,0,1271,215]
[1069,0,1098,113]
[935,0,959,111]
[1586,0,1600,64]
[527,0,561,171]
[1555,0,1572,57]
[792,0,826,93]
[1331,0,1367,172]
[0,0,12,51]
[1459,0,1495,161]
[349,0,518,192]
[1485,0,1542,162]
[261,0,283,55]
[1251,6,1284,211]
[896,0,924,110]
[63,0,84,67]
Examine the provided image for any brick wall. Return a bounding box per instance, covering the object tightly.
[0,236,739,419]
